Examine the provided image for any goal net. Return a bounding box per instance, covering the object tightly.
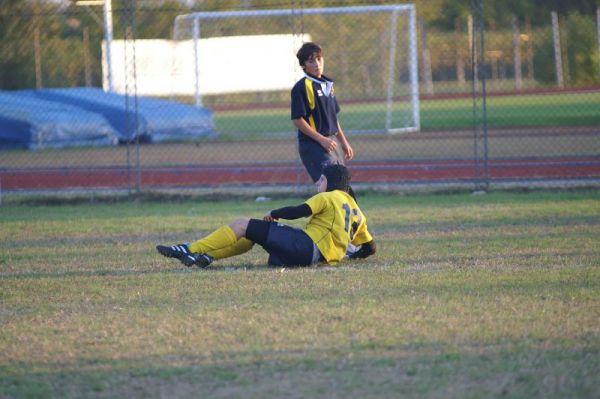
[172,4,419,135]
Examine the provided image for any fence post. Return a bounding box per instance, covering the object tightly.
[525,16,534,81]
[468,14,477,84]
[551,11,564,88]
[512,14,522,90]
[385,9,399,132]
[83,27,92,86]
[455,18,466,86]
[123,17,141,195]
[597,7,600,82]
[471,0,489,191]
[418,17,434,95]
[34,27,43,89]
[103,0,114,92]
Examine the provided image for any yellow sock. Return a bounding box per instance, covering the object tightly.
[206,238,254,260]
[188,225,237,254]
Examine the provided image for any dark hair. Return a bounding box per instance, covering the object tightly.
[296,42,322,67]
[322,164,350,193]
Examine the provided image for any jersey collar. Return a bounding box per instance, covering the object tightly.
[304,73,334,97]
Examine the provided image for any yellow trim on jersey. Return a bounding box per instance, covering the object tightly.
[304,78,317,130]
[305,78,315,110]
[303,190,373,265]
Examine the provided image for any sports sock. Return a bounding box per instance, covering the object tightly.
[188,225,237,254]
[206,238,254,260]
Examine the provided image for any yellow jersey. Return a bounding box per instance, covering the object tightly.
[303,190,373,264]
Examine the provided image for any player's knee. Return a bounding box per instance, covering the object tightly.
[229,217,250,238]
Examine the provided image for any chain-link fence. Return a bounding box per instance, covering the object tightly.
[1,0,599,196]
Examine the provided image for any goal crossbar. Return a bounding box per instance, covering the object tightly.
[175,5,416,21]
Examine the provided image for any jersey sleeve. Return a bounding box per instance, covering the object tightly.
[304,192,327,215]
[270,204,312,220]
[291,81,308,120]
[351,215,373,246]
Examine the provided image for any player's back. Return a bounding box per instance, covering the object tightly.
[304,190,370,264]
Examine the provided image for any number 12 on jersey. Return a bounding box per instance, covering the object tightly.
[342,203,361,240]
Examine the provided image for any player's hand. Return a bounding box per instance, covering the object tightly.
[263,212,276,222]
[342,143,354,160]
[320,137,337,153]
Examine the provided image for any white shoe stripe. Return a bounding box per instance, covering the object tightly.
[172,245,188,254]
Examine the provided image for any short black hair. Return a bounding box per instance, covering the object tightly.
[322,164,350,193]
[296,42,322,67]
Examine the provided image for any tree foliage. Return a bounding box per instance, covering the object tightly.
[1,0,598,90]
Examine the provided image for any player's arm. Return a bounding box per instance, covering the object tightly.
[293,118,337,153]
[264,203,312,221]
[348,211,374,259]
[348,240,376,259]
[335,121,354,161]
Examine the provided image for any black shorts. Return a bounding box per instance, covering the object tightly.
[246,219,320,267]
[298,136,345,182]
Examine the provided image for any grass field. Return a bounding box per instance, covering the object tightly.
[1,190,599,398]
[214,91,600,138]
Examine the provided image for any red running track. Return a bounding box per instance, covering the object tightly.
[2,157,599,191]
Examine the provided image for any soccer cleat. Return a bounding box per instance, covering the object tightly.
[194,253,214,268]
[156,243,198,267]
[156,244,214,268]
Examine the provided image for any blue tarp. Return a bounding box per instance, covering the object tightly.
[0,91,118,149]
[0,88,215,149]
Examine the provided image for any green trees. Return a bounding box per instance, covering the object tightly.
[0,0,36,89]
[1,0,598,90]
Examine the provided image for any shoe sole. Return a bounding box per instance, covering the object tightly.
[195,254,213,268]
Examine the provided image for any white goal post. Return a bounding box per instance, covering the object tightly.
[173,4,420,134]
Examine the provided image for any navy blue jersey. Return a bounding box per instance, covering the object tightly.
[291,74,340,141]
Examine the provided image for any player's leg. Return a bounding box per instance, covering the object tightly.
[329,136,359,202]
[205,238,254,261]
[329,135,347,165]
[298,138,358,201]
[157,218,251,267]
[188,219,248,253]
[298,139,330,182]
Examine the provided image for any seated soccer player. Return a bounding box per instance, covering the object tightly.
[156,164,376,268]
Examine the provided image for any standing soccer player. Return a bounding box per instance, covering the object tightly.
[291,42,358,199]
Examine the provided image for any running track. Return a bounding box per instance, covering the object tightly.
[2,156,599,191]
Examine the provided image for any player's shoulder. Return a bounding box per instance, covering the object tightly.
[292,76,307,89]
[309,190,354,201]
[324,190,356,205]
[307,191,328,201]
[306,190,333,205]
[336,190,362,209]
